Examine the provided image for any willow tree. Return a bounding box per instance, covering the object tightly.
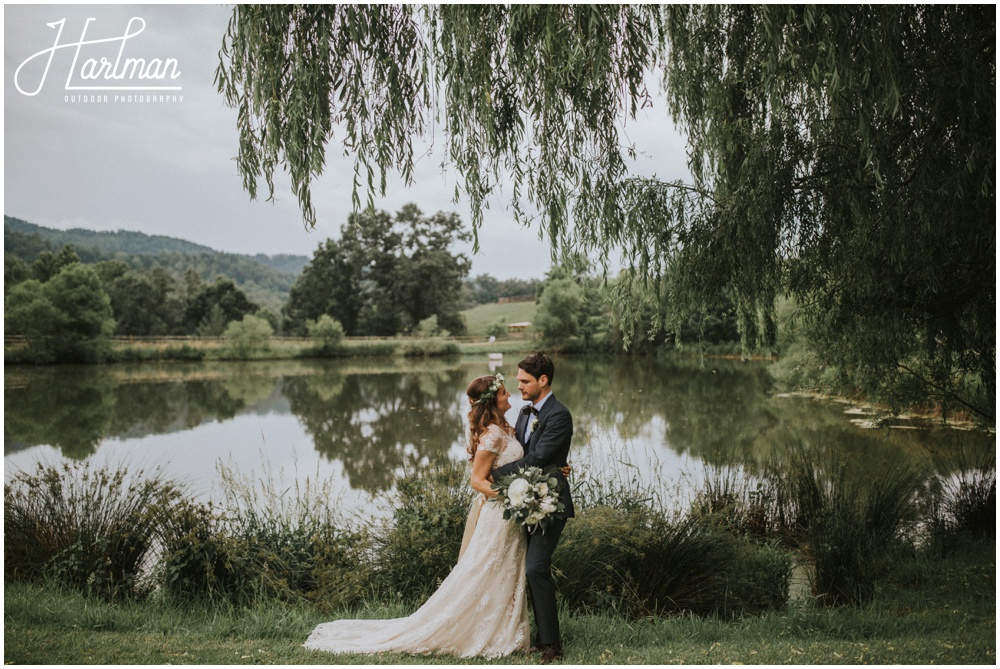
[216,5,995,418]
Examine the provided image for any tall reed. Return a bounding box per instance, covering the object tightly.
[926,445,996,550]
[4,461,181,601]
[695,445,924,606]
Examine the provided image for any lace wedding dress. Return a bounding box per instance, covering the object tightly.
[304,423,529,659]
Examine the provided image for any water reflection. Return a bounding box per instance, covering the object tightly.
[284,365,468,491]
[4,357,993,503]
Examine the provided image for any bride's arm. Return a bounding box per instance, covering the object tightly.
[470,449,500,498]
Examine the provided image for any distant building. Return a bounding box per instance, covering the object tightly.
[507,322,531,333]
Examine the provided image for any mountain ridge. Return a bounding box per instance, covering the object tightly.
[4,215,310,275]
[4,215,310,312]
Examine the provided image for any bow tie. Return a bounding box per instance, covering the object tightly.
[521,405,539,416]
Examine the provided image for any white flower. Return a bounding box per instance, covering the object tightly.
[535,482,549,497]
[507,478,531,507]
[540,501,557,514]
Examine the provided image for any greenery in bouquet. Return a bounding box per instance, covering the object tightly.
[492,466,565,533]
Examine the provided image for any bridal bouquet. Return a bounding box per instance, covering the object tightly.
[492,466,565,533]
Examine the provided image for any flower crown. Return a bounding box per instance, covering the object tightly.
[472,372,504,406]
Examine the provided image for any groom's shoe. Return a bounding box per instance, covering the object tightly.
[539,644,563,664]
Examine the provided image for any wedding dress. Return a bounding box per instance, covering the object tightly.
[304,423,529,659]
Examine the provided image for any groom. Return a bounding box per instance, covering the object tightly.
[494,352,574,664]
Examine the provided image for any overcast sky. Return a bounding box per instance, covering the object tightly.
[4,4,691,280]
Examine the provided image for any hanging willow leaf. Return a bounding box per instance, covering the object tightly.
[216,5,994,418]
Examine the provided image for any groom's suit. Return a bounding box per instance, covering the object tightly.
[493,393,574,648]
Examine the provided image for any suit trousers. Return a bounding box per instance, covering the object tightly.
[525,517,566,647]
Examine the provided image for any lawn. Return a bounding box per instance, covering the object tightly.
[5,540,994,665]
[460,301,537,336]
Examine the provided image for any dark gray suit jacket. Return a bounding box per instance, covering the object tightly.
[494,394,575,519]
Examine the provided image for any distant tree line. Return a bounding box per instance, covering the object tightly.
[4,244,270,361]
[4,217,301,314]
[3,205,480,359]
[460,275,541,308]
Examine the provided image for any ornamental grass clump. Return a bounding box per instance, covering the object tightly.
[172,462,374,610]
[926,447,995,550]
[692,464,791,540]
[779,453,923,606]
[4,461,181,601]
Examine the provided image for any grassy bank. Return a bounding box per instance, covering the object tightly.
[4,334,540,364]
[5,536,994,664]
[5,447,995,664]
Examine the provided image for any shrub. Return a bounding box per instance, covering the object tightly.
[780,455,922,606]
[306,314,346,352]
[398,338,460,357]
[691,448,924,607]
[486,321,507,339]
[4,462,181,601]
[157,500,246,604]
[719,539,792,617]
[374,462,473,603]
[222,314,273,358]
[555,506,791,618]
[416,314,450,338]
[158,467,373,610]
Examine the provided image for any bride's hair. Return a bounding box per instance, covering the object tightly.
[466,375,512,461]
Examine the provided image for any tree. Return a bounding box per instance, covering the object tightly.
[386,205,471,336]
[535,276,583,350]
[30,244,81,282]
[184,277,259,334]
[5,264,115,362]
[5,253,31,293]
[284,205,471,336]
[217,5,994,418]
[196,304,229,337]
[283,239,364,336]
[103,269,184,336]
[464,274,500,306]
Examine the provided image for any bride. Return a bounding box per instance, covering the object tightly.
[304,373,531,659]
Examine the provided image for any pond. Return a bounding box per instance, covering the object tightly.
[4,355,993,515]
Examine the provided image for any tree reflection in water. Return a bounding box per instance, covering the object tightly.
[284,367,468,491]
[4,358,993,500]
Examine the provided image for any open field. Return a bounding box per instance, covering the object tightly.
[460,301,537,336]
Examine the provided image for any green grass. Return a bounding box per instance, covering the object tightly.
[5,538,994,664]
[460,301,537,336]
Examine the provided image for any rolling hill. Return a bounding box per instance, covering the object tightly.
[4,215,310,313]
